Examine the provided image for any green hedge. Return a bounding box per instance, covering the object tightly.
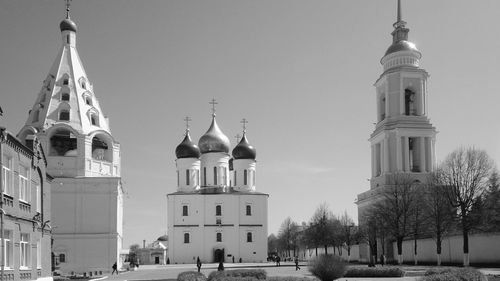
[344,267,404,277]
[267,277,316,281]
[422,268,487,281]
[308,254,346,281]
[207,269,266,281]
[178,271,207,281]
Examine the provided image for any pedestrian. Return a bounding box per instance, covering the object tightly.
[218,261,224,271]
[196,257,202,273]
[276,255,281,267]
[232,256,235,263]
[380,254,385,266]
[294,256,300,270]
[111,262,118,275]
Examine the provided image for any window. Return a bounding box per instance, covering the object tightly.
[186,170,190,186]
[177,171,179,187]
[61,93,70,101]
[2,230,13,268]
[66,35,70,45]
[184,233,190,244]
[246,205,252,216]
[234,171,237,186]
[215,205,222,216]
[63,78,69,85]
[213,167,217,185]
[2,155,13,196]
[50,129,77,156]
[32,110,39,122]
[85,97,92,106]
[247,232,253,243]
[19,166,30,203]
[216,232,222,242]
[405,89,416,116]
[203,167,206,186]
[182,205,188,216]
[244,170,248,185]
[20,233,30,268]
[59,110,70,121]
[91,115,98,126]
[59,253,66,263]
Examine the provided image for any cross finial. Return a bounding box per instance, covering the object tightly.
[183,116,192,132]
[65,0,72,19]
[240,118,248,133]
[209,98,218,117]
[235,134,241,143]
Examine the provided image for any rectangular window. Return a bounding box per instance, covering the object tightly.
[216,205,222,216]
[234,171,237,186]
[2,230,13,268]
[182,205,188,216]
[203,167,206,186]
[246,205,252,216]
[186,170,190,186]
[184,233,190,244]
[2,155,13,196]
[19,165,30,203]
[20,233,30,268]
[244,170,248,185]
[177,171,179,187]
[216,232,222,242]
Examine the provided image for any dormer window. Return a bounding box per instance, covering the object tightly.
[61,93,70,102]
[85,97,92,106]
[79,77,87,89]
[90,115,98,126]
[63,79,69,85]
[59,110,70,121]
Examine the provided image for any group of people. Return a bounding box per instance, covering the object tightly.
[274,255,301,270]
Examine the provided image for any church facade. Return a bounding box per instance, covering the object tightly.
[17,8,123,275]
[356,0,437,263]
[167,111,268,264]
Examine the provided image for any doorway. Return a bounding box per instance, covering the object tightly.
[214,248,225,263]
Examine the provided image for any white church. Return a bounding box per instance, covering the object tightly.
[17,6,123,275]
[167,107,268,264]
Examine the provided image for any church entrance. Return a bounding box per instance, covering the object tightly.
[214,248,225,263]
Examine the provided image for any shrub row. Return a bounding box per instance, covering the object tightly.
[207,269,267,281]
[308,254,346,281]
[422,268,487,281]
[344,267,404,277]
[178,271,207,281]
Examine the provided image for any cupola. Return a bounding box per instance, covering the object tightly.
[232,133,256,160]
[175,131,201,159]
[60,18,77,32]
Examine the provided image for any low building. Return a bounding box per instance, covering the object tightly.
[0,127,52,281]
[135,236,168,265]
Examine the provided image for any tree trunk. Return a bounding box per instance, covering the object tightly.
[436,235,442,266]
[347,247,351,263]
[463,228,469,266]
[437,253,441,266]
[414,236,418,265]
[324,245,328,255]
[315,247,318,256]
[397,237,403,265]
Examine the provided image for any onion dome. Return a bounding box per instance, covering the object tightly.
[232,133,256,160]
[60,18,77,32]
[385,40,419,56]
[157,235,168,242]
[383,0,420,57]
[175,131,201,159]
[198,116,230,154]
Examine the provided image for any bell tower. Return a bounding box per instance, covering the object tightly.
[357,0,437,262]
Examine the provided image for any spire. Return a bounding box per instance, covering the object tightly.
[65,0,71,19]
[397,0,402,23]
[392,0,408,43]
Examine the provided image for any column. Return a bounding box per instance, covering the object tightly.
[420,137,426,172]
[426,137,432,172]
[385,92,389,118]
[419,80,425,116]
[403,137,410,172]
[371,145,376,177]
[396,134,402,171]
[380,141,385,174]
[431,137,436,171]
[384,138,390,172]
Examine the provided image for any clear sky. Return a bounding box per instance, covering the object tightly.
[1,0,499,248]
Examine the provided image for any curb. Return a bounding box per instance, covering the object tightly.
[89,276,108,281]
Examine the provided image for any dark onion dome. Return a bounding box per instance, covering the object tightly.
[60,18,77,32]
[157,235,168,242]
[175,132,201,159]
[384,40,419,57]
[198,116,230,154]
[232,133,256,160]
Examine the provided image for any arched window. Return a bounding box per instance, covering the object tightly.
[63,78,69,85]
[244,170,248,185]
[61,93,70,101]
[203,167,207,186]
[405,89,416,116]
[184,233,190,244]
[247,232,253,243]
[182,205,188,216]
[59,110,70,121]
[216,232,222,242]
[185,170,190,186]
[246,205,252,216]
[234,171,237,186]
[85,97,92,106]
[59,253,66,263]
[92,136,110,161]
[216,205,222,216]
[90,114,99,126]
[213,167,218,185]
[50,129,77,156]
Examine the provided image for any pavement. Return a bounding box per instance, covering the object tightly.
[91,262,500,281]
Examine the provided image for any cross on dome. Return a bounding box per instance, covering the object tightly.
[240,118,248,133]
[183,116,192,132]
[209,98,218,117]
[65,0,72,19]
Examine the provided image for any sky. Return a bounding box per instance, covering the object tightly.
[1,0,500,249]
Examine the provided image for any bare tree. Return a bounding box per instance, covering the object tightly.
[422,173,455,266]
[268,234,279,255]
[410,186,427,265]
[277,217,299,258]
[484,170,500,231]
[339,211,356,262]
[438,147,494,266]
[308,203,335,255]
[372,173,419,264]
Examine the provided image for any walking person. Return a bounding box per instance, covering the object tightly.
[196,257,202,273]
[294,256,300,270]
[111,262,118,275]
[277,255,281,267]
[217,261,224,271]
